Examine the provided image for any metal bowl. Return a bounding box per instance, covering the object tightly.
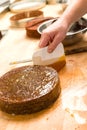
[37,17,87,46]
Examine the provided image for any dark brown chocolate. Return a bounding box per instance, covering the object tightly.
[69,17,87,32]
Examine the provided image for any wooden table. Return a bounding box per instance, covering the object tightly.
[0,4,87,130]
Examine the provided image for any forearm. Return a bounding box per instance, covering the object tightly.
[59,0,87,28]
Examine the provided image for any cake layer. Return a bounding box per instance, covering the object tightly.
[0,65,60,115]
[25,17,54,38]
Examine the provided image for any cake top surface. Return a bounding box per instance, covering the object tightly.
[0,65,58,103]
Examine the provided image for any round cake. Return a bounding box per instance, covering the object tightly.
[25,17,54,38]
[10,10,43,28]
[0,65,60,115]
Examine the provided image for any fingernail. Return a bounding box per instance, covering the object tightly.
[48,48,53,53]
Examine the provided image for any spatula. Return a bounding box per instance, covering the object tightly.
[10,43,65,65]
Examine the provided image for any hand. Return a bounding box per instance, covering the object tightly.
[39,18,69,53]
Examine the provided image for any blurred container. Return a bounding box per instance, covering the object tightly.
[9,0,46,13]
[46,0,57,4]
[0,0,10,13]
[63,17,87,46]
[37,17,87,46]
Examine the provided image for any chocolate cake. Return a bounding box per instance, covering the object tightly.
[0,65,60,115]
[25,17,54,38]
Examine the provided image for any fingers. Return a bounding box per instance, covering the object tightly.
[48,33,66,53]
[39,19,68,53]
[39,32,51,48]
[39,31,66,53]
[47,37,60,53]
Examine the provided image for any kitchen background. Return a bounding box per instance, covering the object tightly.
[9,0,73,4]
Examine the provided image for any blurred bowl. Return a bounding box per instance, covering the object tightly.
[37,17,87,46]
[9,0,46,13]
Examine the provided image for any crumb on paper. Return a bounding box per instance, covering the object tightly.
[75,126,80,130]
[46,117,49,120]
[65,108,74,117]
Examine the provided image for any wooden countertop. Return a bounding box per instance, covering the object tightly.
[0,4,87,130]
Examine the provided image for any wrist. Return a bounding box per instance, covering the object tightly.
[57,16,70,32]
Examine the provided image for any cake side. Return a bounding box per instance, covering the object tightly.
[0,65,60,115]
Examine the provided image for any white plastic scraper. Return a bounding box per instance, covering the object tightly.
[10,43,65,65]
